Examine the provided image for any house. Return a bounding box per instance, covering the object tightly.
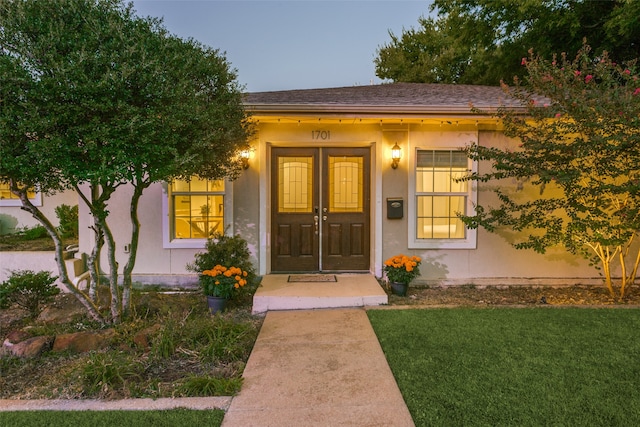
[2,83,598,286]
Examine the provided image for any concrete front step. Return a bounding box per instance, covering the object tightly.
[252,273,387,314]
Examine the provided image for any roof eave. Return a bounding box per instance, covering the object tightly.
[244,103,526,116]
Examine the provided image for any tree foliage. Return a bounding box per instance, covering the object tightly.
[375,0,640,85]
[0,0,250,323]
[462,45,640,299]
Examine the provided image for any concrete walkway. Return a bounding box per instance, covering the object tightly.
[222,308,415,427]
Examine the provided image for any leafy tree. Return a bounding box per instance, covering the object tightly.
[0,0,250,323]
[462,45,640,299]
[375,0,640,85]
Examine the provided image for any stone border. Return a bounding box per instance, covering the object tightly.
[0,397,232,412]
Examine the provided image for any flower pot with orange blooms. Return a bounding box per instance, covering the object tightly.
[200,265,249,313]
[383,254,422,296]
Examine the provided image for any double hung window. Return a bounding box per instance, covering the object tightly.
[410,149,476,249]
[163,177,230,248]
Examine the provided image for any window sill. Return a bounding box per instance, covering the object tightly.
[162,238,207,249]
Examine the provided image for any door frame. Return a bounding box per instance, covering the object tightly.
[266,142,376,273]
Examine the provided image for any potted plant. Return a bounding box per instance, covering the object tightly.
[187,232,257,314]
[200,265,249,313]
[383,254,422,296]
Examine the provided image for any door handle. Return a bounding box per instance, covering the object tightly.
[314,215,319,234]
[322,215,327,221]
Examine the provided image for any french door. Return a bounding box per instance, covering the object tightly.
[271,147,370,272]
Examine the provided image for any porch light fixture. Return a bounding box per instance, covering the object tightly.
[240,149,250,169]
[391,143,402,169]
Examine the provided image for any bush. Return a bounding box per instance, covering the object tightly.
[0,269,60,318]
[188,232,256,286]
[21,225,49,240]
[55,204,79,239]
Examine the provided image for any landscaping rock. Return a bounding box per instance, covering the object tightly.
[38,293,88,324]
[52,329,116,354]
[4,329,31,344]
[2,335,53,359]
[133,324,162,350]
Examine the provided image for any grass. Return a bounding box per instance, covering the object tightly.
[368,308,640,426]
[0,409,224,427]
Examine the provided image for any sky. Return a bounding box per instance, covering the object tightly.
[132,0,432,92]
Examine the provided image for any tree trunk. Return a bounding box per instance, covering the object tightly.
[13,183,104,324]
[99,216,121,324]
[592,243,615,298]
[85,184,104,302]
[86,223,103,302]
[76,183,120,323]
[122,181,146,319]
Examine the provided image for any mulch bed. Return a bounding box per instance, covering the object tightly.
[386,284,640,307]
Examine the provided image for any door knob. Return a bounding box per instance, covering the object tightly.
[322,215,327,221]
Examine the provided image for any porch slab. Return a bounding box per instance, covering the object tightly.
[252,273,387,314]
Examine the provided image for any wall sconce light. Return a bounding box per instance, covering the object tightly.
[391,142,401,169]
[240,149,250,169]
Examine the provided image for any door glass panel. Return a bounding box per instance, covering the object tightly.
[329,156,363,213]
[279,157,313,213]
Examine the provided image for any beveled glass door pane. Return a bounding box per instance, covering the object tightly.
[278,157,313,213]
[329,156,363,213]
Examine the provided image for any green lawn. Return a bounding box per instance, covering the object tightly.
[368,308,640,427]
[0,409,224,427]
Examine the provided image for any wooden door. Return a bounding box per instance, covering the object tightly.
[271,147,370,272]
[321,148,370,271]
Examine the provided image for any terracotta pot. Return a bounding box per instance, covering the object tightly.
[390,282,408,297]
[206,296,227,314]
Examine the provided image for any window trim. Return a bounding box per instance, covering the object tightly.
[0,184,42,207]
[408,146,477,249]
[162,179,234,249]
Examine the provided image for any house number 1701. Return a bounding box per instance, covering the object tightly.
[312,130,330,140]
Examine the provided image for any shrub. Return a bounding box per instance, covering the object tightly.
[21,225,49,240]
[0,270,60,318]
[188,232,257,286]
[55,204,79,239]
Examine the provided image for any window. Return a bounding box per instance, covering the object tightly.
[0,182,41,207]
[163,177,231,248]
[409,149,477,249]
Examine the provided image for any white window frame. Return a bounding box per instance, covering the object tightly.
[408,146,477,249]
[162,179,234,249]
[0,184,42,207]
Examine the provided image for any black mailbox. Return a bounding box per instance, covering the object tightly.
[387,198,403,219]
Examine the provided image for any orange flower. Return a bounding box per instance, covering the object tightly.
[383,254,422,285]
[200,264,250,298]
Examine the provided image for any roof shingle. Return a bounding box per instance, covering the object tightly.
[244,83,521,114]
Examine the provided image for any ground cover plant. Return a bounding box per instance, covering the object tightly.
[368,308,640,426]
[0,408,224,427]
[0,289,261,400]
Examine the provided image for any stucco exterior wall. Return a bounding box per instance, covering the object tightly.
[68,119,598,287]
[76,171,263,286]
[379,126,596,286]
